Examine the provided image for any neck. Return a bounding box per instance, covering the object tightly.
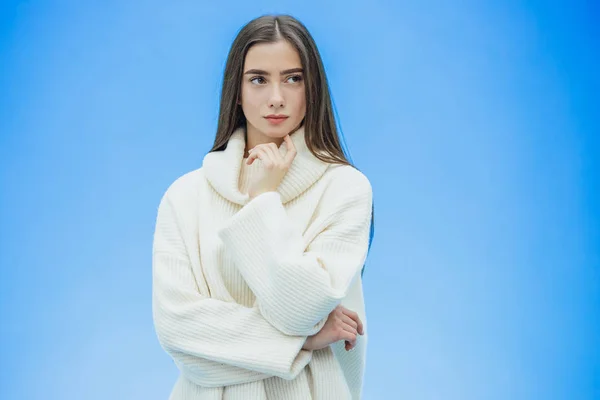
[202,124,330,205]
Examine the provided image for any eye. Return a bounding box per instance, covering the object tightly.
[250,76,266,85]
[286,75,303,83]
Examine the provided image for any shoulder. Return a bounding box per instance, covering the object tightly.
[315,164,373,214]
[322,164,372,198]
[159,167,206,208]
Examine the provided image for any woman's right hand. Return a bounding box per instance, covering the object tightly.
[246,135,297,200]
[303,305,364,352]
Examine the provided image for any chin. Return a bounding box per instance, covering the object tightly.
[261,124,295,138]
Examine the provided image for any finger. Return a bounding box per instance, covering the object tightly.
[341,307,364,335]
[256,147,275,168]
[248,148,272,167]
[344,337,356,351]
[342,325,357,349]
[341,314,358,330]
[246,149,259,165]
[263,144,283,165]
[246,147,262,165]
[283,135,297,166]
[271,142,287,165]
[246,148,264,165]
[341,321,357,336]
[339,329,357,345]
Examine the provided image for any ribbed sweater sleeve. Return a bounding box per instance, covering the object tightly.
[218,170,373,337]
[152,194,312,387]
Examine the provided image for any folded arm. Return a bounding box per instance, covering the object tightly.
[152,195,312,388]
[218,169,373,337]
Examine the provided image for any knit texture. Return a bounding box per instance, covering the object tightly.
[152,126,373,399]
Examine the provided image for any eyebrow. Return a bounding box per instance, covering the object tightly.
[244,68,304,76]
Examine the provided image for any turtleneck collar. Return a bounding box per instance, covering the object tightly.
[202,125,330,206]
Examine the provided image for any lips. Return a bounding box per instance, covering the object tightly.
[265,115,288,120]
[264,115,289,125]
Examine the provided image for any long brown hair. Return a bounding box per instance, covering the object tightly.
[209,14,350,166]
[209,14,375,275]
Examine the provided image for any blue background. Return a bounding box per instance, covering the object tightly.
[1,1,598,399]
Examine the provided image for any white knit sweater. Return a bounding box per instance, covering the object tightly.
[152,125,373,399]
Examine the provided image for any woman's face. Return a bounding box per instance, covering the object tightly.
[240,40,306,140]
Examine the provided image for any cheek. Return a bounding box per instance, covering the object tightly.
[293,90,307,114]
[241,97,261,122]
[241,86,263,110]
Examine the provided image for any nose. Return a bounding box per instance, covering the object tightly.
[268,84,285,108]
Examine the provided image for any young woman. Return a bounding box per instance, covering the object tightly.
[152,14,374,400]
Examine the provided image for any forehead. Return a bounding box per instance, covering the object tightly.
[244,40,302,70]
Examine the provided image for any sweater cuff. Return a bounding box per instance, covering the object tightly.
[221,191,304,260]
[277,333,313,380]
